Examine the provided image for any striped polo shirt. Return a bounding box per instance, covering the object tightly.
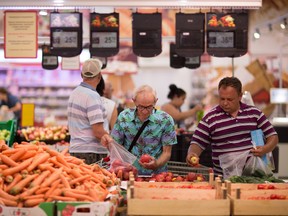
[191,102,277,175]
[68,82,108,154]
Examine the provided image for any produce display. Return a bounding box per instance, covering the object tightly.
[17,125,69,141]
[0,129,11,142]
[0,141,120,207]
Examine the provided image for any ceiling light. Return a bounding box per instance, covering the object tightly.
[39,10,48,16]
[280,18,287,30]
[253,28,260,39]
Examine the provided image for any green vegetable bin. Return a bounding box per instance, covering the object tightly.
[0,119,16,147]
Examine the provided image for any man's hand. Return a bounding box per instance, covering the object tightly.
[186,152,200,166]
[139,156,158,170]
[101,134,113,147]
[250,146,266,157]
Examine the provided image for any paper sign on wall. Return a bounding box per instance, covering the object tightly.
[4,11,38,58]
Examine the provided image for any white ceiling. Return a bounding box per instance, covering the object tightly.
[0,0,262,10]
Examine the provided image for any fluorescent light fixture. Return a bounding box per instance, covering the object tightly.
[253,28,260,39]
[280,18,287,30]
[39,10,48,16]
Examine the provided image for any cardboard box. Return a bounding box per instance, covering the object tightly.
[56,201,117,216]
[0,202,55,216]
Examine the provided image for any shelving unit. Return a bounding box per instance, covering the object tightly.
[0,67,81,126]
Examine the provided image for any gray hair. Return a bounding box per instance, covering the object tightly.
[132,85,157,101]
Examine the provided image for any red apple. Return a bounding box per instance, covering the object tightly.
[187,172,197,182]
[139,154,152,163]
[155,173,165,182]
[165,175,172,182]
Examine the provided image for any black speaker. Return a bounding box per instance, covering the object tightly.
[175,13,205,57]
[132,12,162,57]
[170,43,185,69]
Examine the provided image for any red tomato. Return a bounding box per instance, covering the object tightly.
[267,184,275,189]
[257,184,266,190]
[139,154,152,163]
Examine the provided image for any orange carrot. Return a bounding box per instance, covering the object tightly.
[9,148,26,161]
[2,157,33,176]
[38,163,56,172]
[100,167,112,177]
[0,197,18,207]
[5,173,23,192]
[44,179,61,199]
[14,144,39,151]
[24,198,45,207]
[0,188,18,201]
[35,187,50,195]
[68,189,89,195]
[41,167,63,188]
[27,152,50,172]
[24,194,45,200]
[29,170,51,188]
[56,154,70,168]
[19,150,37,161]
[52,195,77,201]
[1,148,19,156]
[19,185,40,200]
[60,174,71,189]
[69,168,82,178]
[69,175,90,186]
[0,154,19,167]
[63,190,94,201]
[10,174,38,195]
[0,164,8,170]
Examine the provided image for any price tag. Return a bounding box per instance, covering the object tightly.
[208,32,234,48]
[52,32,78,48]
[92,32,117,48]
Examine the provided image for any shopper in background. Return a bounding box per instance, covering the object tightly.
[101,85,177,175]
[104,80,125,115]
[161,84,203,130]
[96,76,118,132]
[0,87,22,124]
[67,58,109,164]
[186,76,278,176]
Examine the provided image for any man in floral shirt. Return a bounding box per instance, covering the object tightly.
[103,85,177,175]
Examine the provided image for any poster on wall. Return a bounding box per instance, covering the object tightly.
[4,11,38,58]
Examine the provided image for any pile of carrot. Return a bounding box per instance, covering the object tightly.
[0,141,120,207]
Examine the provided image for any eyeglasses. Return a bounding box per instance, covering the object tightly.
[136,105,154,111]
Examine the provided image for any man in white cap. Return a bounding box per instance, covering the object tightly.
[67,58,109,164]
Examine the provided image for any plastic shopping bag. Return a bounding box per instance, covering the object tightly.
[242,154,273,177]
[107,140,138,180]
[219,150,250,179]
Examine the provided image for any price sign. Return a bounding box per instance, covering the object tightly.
[50,12,82,57]
[43,56,58,65]
[89,12,119,57]
[92,32,117,48]
[208,32,234,48]
[52,32,78,48]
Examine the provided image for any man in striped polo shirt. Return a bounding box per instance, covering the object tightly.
[68,58,109,164]
[186,77,278,176]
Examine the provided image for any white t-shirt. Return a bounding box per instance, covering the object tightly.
[101,97,116,132]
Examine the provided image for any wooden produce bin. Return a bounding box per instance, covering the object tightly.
[127,179,230,216]
[227,182,288,216]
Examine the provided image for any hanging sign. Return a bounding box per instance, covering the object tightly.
[206,12,248,57]
[4,11,38,58]
[90,13,119,57]
[132,12,162,57]
[42,44,58,70]
[170,43,185,69]
[175,13,205,57]
[61,56,80,70]
[50,12,83,57]
[185,56,201,69]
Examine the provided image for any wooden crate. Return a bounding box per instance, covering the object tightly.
[228,186,288,216]
[127,179,230,216]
